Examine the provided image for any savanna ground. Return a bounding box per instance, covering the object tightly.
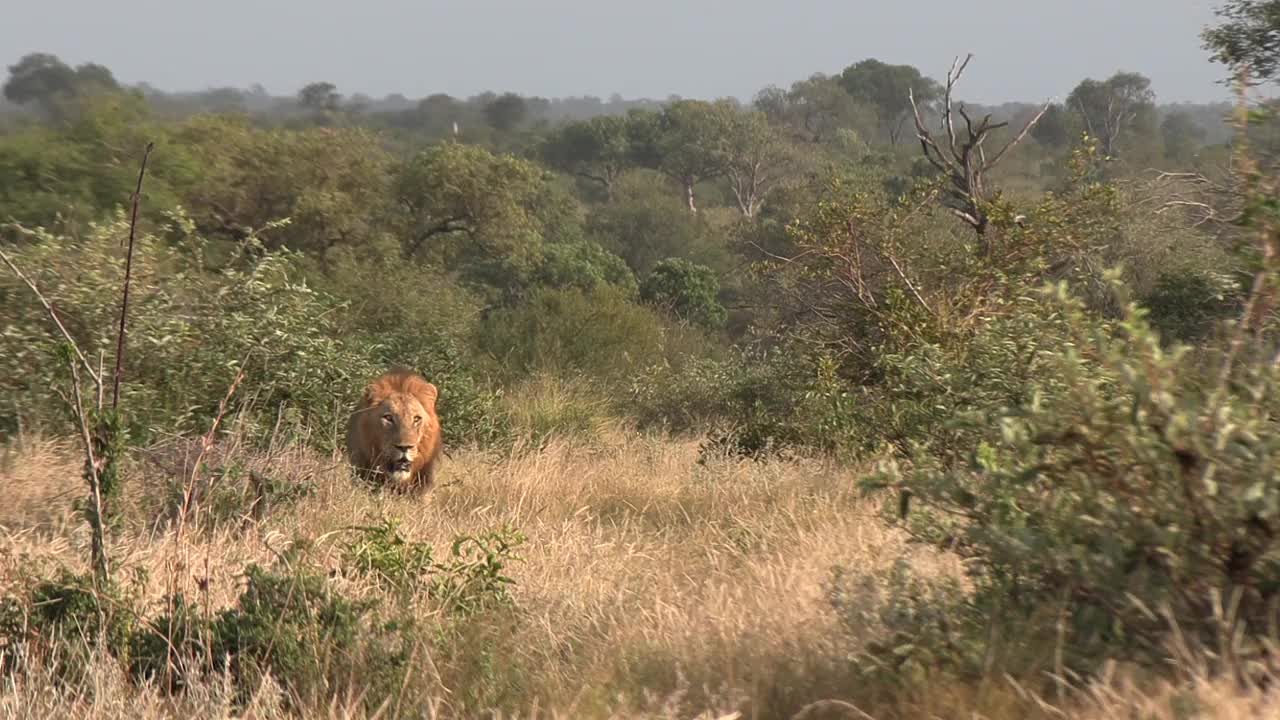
[1,423,1273,720]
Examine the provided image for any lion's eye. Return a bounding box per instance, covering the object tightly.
[381,414,394,424]
[414,415,423,425]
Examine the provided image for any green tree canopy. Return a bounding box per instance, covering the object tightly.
[837,59,941,145]
[628,99,734,212]
[177,115,394,254]
[1202,0,1280,82]
[639,258,727,329]
[482,92,529,132]
[539,114,633,199]
[3,52,120,117]
[1066,72,1157,156]
[719,105,801,218]
[298,81,341,112]
[1161,111,1209,164]
[1030,103,1073,148]
[754,74,869,144]
[393,142,546,261]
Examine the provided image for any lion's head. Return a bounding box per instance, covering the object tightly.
[345,367,443,493]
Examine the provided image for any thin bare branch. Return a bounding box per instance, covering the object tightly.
[111,141,155,410]
[907,53,1048,242]
[886,251,934,316]
[984,100,1054,171]
[66,354,109,581]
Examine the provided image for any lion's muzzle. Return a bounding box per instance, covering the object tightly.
[385,444,416,481]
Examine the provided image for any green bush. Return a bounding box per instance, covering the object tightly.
[866,278,1280,683]
[211,562,378,706]
[825,559,981,692]
[532,239,638,297]
[311,247,512,449]
[0,568,140,686]
[585,169,733,276]
[341,516,525,616]
[629,347,856,460]
[1142,268,1242,344]
[501,374,619,449]
[342,516,437,593]
[639,257,727,329]
[0,212,380,447]
[479,285,684,384]
[1,211,511,449]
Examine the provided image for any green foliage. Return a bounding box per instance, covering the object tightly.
[479,285,686,384]
[825,559,982,690]
[428,527,526,616]
[3,52,119,112]
[1066,73,1158,157]
[868,279,1280,680]
[482,92,528,132]
[177,115,394,255]
[312,246,512,448]
[1162,111,1210,164]
[2,519,525,713]
[502,374,618,448]
[1203,0,1280,82]
[586,169,733,276]
[0,93,196,230]
[341,517,525,615]
[1030,103,1072,149]
[211,561,378,707]
[532,238,638,296]
[539,114,633,198]
[0,214,380,448]
[0,568,139,685]
[629,100,733,210]
[629,348,850,460]
[342,516,437,593]
[837,59,942,145]
[639,257,727,328]
[393,141,545,270]
[1142,269,1242,343]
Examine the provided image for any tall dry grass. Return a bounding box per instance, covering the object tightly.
[0,430,1274,719]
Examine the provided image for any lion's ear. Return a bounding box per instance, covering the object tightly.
[420,382,439,411]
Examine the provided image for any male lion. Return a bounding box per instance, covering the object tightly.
[345,367,443,494]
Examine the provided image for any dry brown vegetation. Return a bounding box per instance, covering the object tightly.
[0,428,1271,719]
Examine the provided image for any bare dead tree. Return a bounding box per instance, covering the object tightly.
[909,54,1052,249]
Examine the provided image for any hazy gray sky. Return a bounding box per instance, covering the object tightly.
[2,0,1238,104]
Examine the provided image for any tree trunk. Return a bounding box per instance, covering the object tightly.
[684,177,697,213]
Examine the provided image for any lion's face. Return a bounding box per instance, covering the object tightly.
[370,393,430,484]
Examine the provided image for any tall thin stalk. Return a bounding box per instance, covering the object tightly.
[112,141,154,410]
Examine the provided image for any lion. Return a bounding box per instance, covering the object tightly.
[345,366,443,494]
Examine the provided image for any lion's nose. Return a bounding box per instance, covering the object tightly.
[394,444,413,453]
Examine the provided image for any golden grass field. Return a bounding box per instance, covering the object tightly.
[0,429,1274,719]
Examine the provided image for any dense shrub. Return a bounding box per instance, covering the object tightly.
[629,347,861,459]
[639,257,727,329]
[866,278,1280,684]
[500,374,620,448]
[479,284,704,384]
[1142,268,1242,344]
[1,212,509,449]
[2,520,526,713]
